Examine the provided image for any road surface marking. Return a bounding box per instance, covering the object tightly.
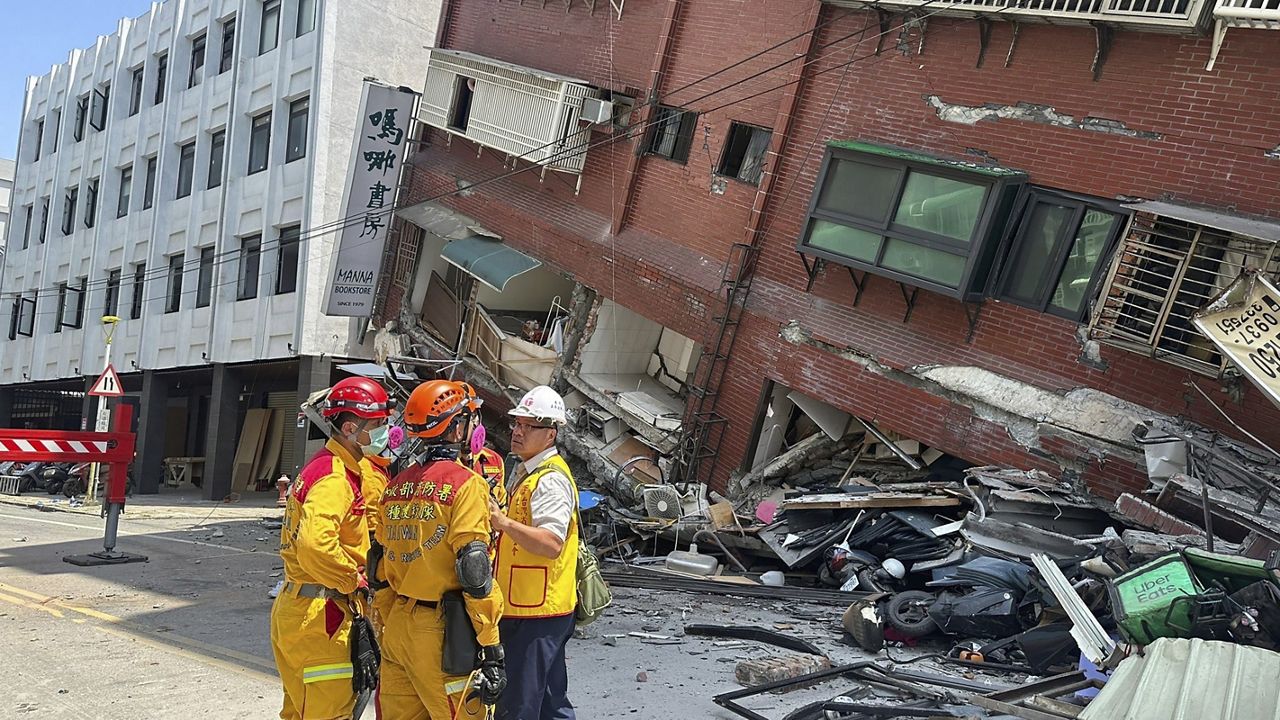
[0,581,278,680]
[0,512,268,555]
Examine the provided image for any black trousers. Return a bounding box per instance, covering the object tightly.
[496,613,576,720]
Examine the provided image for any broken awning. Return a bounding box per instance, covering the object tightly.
[440,235,542,292]
[1122,200,1280,244]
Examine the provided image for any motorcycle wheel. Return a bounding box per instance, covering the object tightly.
[885,590,939,638]
[62,478,85,497]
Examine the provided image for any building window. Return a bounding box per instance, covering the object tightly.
[189,33,206,88]
[196,247,214,308]
[208,129,226,189]
[83,178,99,229]
[176,140,197,198]
[448,76,475,132]
[143,156,157,209]
[62,186,78,235]
[65,279,86,330]
[130,263,146,319]
[1090,212,1280,375]
[39,197,49,243]
[996,190,1126,321]
[797,142,1025,300]
[53,284,67,333]
[90,84,109,131]
[117,166,132,218]
[50,109,60,154]
[238,235,262,300]
[154,52,168,105]
[73,94,88,141]
[248,111,271,174]
[296,0,317,36]
[260,0,281,55]
[276,224,300,294]
[21,204,33,250]
[285,97,308,163]
[13,297,36,338]
[645,106,697,164]
[105,269,122,317]
[718,123,772,185]
[129,66,144,116]
[166,254,184,313]
[32,118,43,160]
[219,17,236,73]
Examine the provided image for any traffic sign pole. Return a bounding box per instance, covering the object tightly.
[86,316,121,505]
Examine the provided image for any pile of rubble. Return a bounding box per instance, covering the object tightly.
[576,416,1280,720]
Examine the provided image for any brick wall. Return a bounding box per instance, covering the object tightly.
[388,0,1280,498]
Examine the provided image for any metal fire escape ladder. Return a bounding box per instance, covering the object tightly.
[675,242,759,485]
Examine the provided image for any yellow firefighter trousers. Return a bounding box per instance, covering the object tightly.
[270,590,356,720]
[377,597,487,720]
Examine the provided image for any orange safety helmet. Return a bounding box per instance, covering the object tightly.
[323,377,392,420]
[403,379,479,440]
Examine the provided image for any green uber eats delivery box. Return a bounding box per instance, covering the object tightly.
[1108,553,1201,644]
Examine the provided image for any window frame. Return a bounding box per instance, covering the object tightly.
[15,297,36,338]
[49,109,60,154]
[296,0,317,37]
[644,105,697,164]
[189,32,207,88]
[62,186,78,235]
[53,283,67,333]
[259,0,281,55]
[143,156,158,209]
[176,140,197,198]
[105,268,122,317]
[248,111,272,174]
[32,118,43,160]
[39,197,49,243]
[275,224,301,295]
[716,122,773,186]
[795,143,1026,301]
[73,94,88,141]
[166,254,185,314]
[238,234,262,300]
[285,96,309,163]
[154,52,168,106]
[117,165,133,218]
[993,188,1128,322]
[83,177,99,229]
[130,263,146,320]
[129,66,145,116]
[90,84,109,131]
[208,129,226,189]
[219,17,236,74]
[196,247,215,308]
[22,204,33,250]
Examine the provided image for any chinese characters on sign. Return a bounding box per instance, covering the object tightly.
[324,82,419,316]
[1193,269,1280,407]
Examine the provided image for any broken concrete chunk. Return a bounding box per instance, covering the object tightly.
[734,654,832,691]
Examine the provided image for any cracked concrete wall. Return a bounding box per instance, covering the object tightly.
[924,95,1163,141]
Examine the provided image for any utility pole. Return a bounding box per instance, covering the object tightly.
[86,315,121,504]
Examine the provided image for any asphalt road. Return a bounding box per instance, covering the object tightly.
[0,501,881,719]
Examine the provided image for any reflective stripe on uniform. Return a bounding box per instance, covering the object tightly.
[443,677,471,696]
[302,662,354,683]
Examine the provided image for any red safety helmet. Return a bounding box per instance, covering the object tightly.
[323,377,392,420]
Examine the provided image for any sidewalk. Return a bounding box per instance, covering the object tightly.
[0,487,283,521]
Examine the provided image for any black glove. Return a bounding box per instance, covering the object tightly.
[472,644,506,705]
[350,612,381,693]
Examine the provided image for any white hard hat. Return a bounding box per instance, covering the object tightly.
[509,385,567,426]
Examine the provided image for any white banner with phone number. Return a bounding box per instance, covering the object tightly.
[1193,269,1280,406]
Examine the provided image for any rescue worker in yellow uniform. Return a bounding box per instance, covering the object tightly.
[376,379,507,719]
[456,383,508,511]
[490,385,580,720]
[271,376,391,720]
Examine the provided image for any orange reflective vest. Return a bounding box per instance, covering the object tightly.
[494,453,578,619]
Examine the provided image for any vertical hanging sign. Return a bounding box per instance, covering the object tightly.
[324,82,419,316]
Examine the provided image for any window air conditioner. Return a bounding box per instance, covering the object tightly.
[580,96,615,125]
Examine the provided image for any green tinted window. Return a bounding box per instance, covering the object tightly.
[816,159,900,223]
[1003,203,1073,304]
[893,172,985,243]
[805,220,882,262]
[881,239,965,288]
[1050,209,1120,315]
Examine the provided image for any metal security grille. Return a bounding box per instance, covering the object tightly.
[1090,212,1280,376]
[822,0,1209,28]
[418,49,601,175]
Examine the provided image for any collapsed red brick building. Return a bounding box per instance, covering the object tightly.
[377,0,1280,501]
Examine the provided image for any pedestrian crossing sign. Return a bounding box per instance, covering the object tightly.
[89,364,124,397]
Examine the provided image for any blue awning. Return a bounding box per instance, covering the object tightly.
[440,235,542,292]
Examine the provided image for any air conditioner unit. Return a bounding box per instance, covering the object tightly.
[580,96,615,125]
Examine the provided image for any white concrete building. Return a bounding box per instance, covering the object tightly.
[0,0,439,497]
[0,157,13,284]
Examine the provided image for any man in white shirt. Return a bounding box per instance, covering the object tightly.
[490,386,579,720]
